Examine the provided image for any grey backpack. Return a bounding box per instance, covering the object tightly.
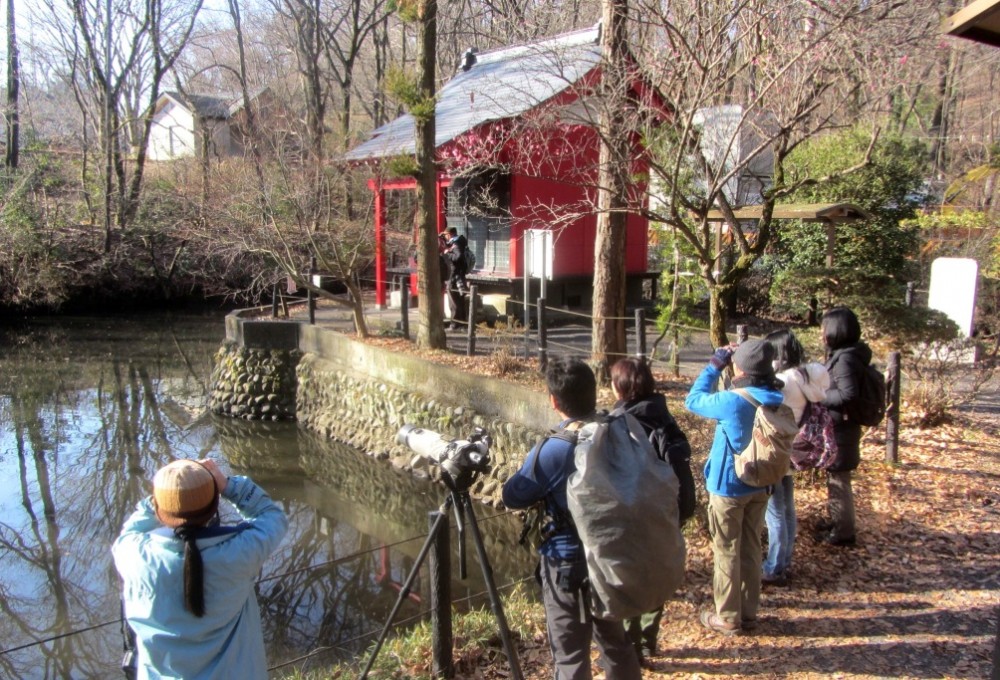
[566,410,686,621]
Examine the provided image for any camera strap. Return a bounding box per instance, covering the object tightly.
[526,421,586,538]
[120,599,138,679]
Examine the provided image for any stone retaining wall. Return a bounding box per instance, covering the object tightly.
[296,354,547,506]
[214,314,556,505]
[209,341,300,420]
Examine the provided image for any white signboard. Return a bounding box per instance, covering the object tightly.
[928,257,978,336]
[526,229,553,280]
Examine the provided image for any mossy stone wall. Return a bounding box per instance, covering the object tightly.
[215,315,556,505]
[296,354,546,505]
[209,341,300,420]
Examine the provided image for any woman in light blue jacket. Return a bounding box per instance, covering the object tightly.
[112,459,288,680]
[685,339,784,636]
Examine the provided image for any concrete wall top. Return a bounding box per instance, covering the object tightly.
[298,324,555,431]
[226,312,302,351]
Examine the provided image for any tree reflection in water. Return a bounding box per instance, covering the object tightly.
[0,316,533,679]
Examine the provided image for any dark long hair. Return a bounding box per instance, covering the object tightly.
[175,526,207,617]
[821,307,862,353]
[173,461,219,619]
[765,329,810,383]
[610,357,656,402]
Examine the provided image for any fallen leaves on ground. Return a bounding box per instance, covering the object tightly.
[478,411,1000,680]
[352,329,999,679]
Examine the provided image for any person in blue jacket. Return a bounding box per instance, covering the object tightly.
[685,339,784,635]
[503,357,640,680]
[112,458,288,680]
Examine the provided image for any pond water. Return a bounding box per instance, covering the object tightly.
[0,314,534,679]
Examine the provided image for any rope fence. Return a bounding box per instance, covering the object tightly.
[0,506,531,677]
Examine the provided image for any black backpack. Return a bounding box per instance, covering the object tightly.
[849,363,887,427]
[648,419,696,522]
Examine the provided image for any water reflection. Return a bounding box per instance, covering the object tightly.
[0,315,534,679]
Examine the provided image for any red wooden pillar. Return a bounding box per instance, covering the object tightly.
[371,179,388,308]
[436,177,447,232]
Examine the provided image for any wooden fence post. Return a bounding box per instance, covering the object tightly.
[271,283,279,318]
[466,286,478,357]
[635,309,647,359]
[308,256,316,325]
[537,297,548,371]
[428,510,454,678]
[885,351,902,464]
[401,278,410,341]
[671,326,680,377]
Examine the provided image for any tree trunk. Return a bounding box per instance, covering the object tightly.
[708,282,731,350]
[5,0,19,171]
[414,0,445,349]
[591,0,630,379]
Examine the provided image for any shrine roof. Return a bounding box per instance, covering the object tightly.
[343,25,601,162]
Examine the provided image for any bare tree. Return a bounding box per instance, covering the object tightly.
[32,0,204,247]
[5,0,19,171]
[411,0,447,349]
[631,0,938,347]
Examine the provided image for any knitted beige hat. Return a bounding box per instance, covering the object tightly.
[152,460,219,528]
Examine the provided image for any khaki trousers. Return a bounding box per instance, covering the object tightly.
[707,491,769,626]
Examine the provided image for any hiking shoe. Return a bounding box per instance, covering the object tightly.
[635,646,655,668]
[762,572,789,587]
[819,531,857,547]
[814,519,834,532]
[700,610,740,636]
[741,617,758,631]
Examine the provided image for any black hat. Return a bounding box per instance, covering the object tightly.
[733,339,776,379]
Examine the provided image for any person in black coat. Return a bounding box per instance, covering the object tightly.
[818,306,870,546]
[611,357,694,663]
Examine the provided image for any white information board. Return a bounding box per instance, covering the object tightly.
[927,257,978,336]
[526,229,553,280]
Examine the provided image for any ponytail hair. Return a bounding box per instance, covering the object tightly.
[175,527,206,617]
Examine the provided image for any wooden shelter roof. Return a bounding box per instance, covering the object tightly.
[705,202,872,222]
[943,0,1000,48]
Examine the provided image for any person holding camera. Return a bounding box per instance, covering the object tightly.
[502,358,640,680]
[441,227,469,329]
[685,340,784,636]
[112,459,288,680]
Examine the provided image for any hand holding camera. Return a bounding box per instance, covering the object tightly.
[709,344,738,370]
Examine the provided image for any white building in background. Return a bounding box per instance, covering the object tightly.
[147,92,235,161]
[147,89,282,161]
[648,104,776,217]
[691,104,775,207]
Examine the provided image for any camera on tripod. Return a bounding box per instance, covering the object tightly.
[397,424,492,492]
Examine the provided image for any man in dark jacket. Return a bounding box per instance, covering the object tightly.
[443,227,469,291]
[442,228,469,329]
[503,358,640,680]
[819,306,870,546]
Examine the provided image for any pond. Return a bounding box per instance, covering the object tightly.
[0,313,535,679]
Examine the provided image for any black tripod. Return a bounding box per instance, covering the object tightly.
[359,486,523,680]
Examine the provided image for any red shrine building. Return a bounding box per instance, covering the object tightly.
[344,25,662,311]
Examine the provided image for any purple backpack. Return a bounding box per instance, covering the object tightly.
[790,401,838,471]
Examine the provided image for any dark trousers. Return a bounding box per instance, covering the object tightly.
[539,556,640,680]
[447,282,466,326]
